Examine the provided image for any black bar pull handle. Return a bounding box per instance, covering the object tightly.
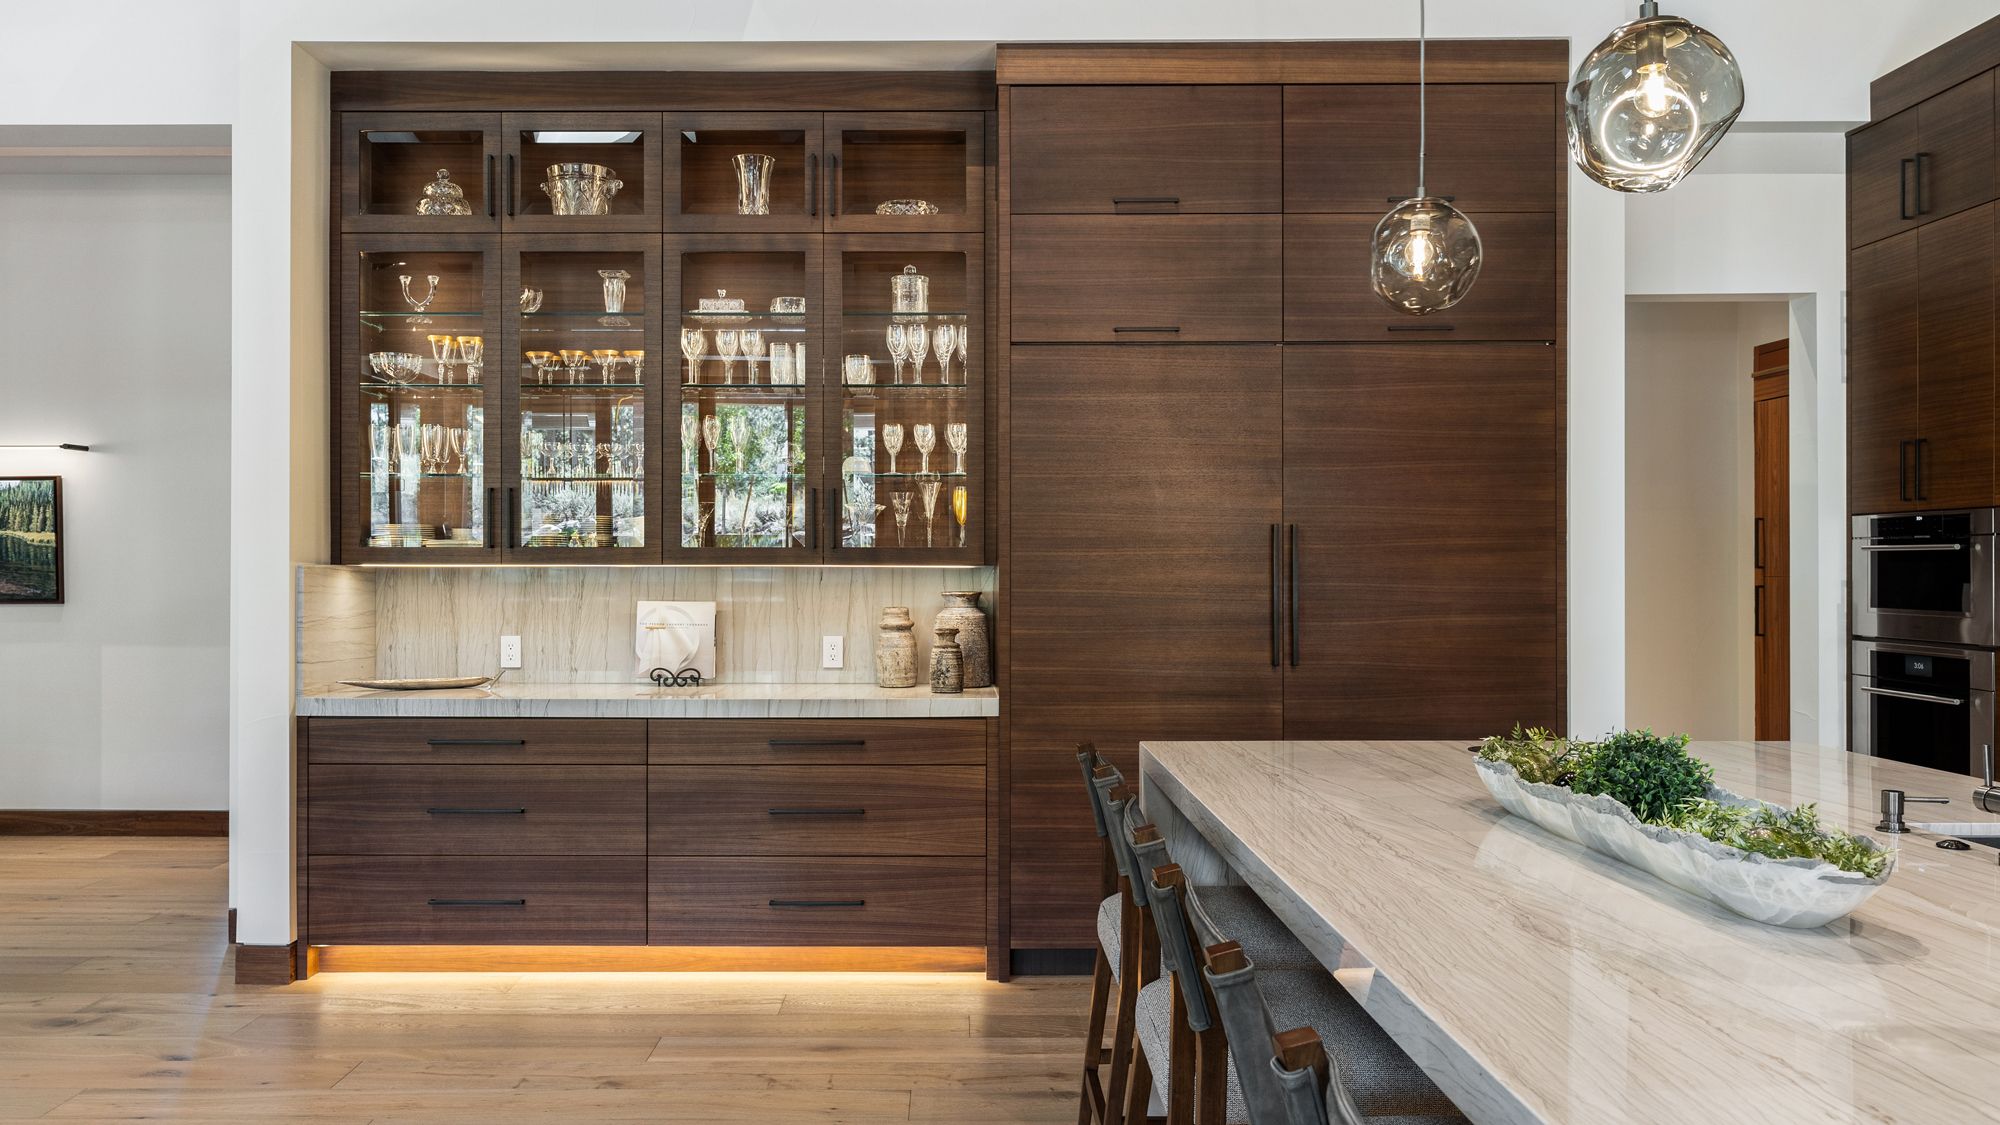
[1387,324,1456,332]
[427,738,527,747]
[829,154,840,217]
[1900,158,1917,220]
[807,152,819,217]
[1288,524,1300,668]
[1754,516,1765,569]
[509,487,520,548]
[429,898,526,907]
[427,807,527,815]
[1899,440,1912,502]
[484,154,496,217]
[1915,152,1933,214]
[505,154,517,217]
[768,738,867,747]
[767,807,866,817]
[1270,524,1282,667]
[1112,326,1181,334]
[485,487,497,548]
[769,899,865,909]
[1755,585,1765,637]
[1916,437,1929,501]
[808,486,820,550]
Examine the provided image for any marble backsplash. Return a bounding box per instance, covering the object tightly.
[297,565,996,686]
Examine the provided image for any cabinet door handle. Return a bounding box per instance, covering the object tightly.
[1916,437,1929,501]
[769,899,865,909]
[1111,196,1180,211]
[426,738,527,747]
[1388,324,1455,332]
[1288,524,1300,668]
[427,807,527,815]
[1755,584,1765,637]
[1113,326,1181,334]
[808,486,819,549]
[1754,516,1764,569]
[428,898,526,907]
[508,487,520,547]
[485,487,497,548]
[505,154,516,217]
[1900,158,1917,220]
[767,807,866,817]
[768,738,866,748]
[1270,524,1282,667]
[829,154,840,217]
[484,154,496,217]
[1915,152,1933,214]
[1386,195,1456,204]
[1899,440,1912,502]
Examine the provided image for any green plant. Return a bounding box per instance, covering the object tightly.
[1663,798,1890,879]
[1569,729,1712,823]
[1477,725,1580,786]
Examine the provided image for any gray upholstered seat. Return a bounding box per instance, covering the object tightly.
[1136,972,1462,1125]
[1099,885,1322,980]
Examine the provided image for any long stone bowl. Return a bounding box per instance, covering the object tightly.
[1475,758,1896,929]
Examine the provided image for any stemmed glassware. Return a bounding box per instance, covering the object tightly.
[907,324,930,385]
[592,349,619,385]
[716,330,741,385]
[622,350,644,384]
[952,485,968,547]
[912,423,936,474]
[681,414,698,478]
[457,335,483,384]
[399,273,439,325]
[524,350,554,385]
[701,414,722,475]
[919,477,942,548]
[946,422,967,474]
[891,492,913,547]
[728,413,752,545]
[559,349,588,385]
[679,329,705,385]
[933,324,956,386]
[881,423,904,474]
[428,334,457,384]
[955,326,967,379]
[741,329,763,385]
[885,324,908,385]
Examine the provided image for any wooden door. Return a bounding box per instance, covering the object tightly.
[499,112,663,233]
[661,113,825,233]
[1008,345,1284,946]
[823,112,985,233]
[1914,202,1996,509]
[1281,345,1559,739]
[1283,84,1558,214]
[1007,86,1281,214]
[1915,72,1998,228]
[1848,106,1923,249]
[1009,215,1282,342]
[1753,341,1789,741]
[340,113,501,234]
[1848,232,1921,512]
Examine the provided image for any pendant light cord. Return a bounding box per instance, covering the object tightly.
[1417,0,1428,197]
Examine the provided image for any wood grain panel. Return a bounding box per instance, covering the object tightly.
[332,70,998,113]
[649,765,985,856]
[1914,71,1997,226]
[996,41,1569,86]
[0,810,227,836]
[647,718,986,765]
[1281,345,1560,739]
[1284,84,1557,214]
[1915,202,1996,509]
[1871,13,2000,117]
[306,718,646,765]
[825,111,986,233]
[308,856,646,945]
[1010,216,1281,341]
[1849,106,1923,249]
[1848,232,1921,513]
[1008,86,1280,214]
[649,856,984,946]
[1283,213,1556,342]
[307,765,647,856]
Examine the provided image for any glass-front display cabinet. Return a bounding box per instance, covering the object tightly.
[502,114,660,232]
[342,114,501,232]
[826,235,984,563]
[665,236,823,562]
[504,237,662,561]
[664,114,825,233]
[825,113,985,233]
[341,235,502,561]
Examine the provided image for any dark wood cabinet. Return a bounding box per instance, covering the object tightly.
[1007,85,1281,214]
[650,856,985,946]
[1281,346,1561,738]
[824,112,986,232]
[309,855,648,945]
[1283,213,1557,342]
[1849,71,1996,248]
[500,113,662,232]
[1849,107,1926,249]
[341,113,502,233]
[307,765,647,855]
[1283,84,1558,214]
[1914,202,1996,509]
[1009,215,1282,342]
[1848,233,1923,512]
[649,765,986,856]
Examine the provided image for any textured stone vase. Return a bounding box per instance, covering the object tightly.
[875,606,918,688]
[930,625,964,694]
[935,591,991,688]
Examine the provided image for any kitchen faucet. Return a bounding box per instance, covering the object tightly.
[1976,745,2000,815]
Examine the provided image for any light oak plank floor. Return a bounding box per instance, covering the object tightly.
[0,838,1087,1122]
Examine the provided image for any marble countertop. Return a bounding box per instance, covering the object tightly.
[1140,739,2000,1125]
[298,681,997,718]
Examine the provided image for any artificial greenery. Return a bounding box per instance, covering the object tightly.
[1662,799,1889,879]
[1476,725,1580,786]
[1568,729,1713,823]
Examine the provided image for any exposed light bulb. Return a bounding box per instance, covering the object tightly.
[1566,3,1742,192]
[1405,223,1437,281]
[1637,63,1675,118]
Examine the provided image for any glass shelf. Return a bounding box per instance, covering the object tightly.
[678,382,811,394]
[525,311,648,320]
[841,383,969,395]
[683,310,808,320]
[520,381,647,392]
[359,471,477,479]
[520,324,647,337]
[686,471,809,482]
[360,382,487,391]
[848,471,969,481]
[522,475,645,484]
[843,310,970,318]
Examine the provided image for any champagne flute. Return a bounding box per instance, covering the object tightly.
[728,413,752,544]
[912,423,936,475]
[885,323,908,386]
[891,492,912,547]
[591,348,619,386]
[741,329,763,385]
[881,422,904,474]
[954,324,968,379]
[907,322,929,385]
[679,329,705,385]
[701,414,722,475]
[559,348,588,385]
[946,421,968,474]
[919,477,942,548]
[933,324,956,386]
[716,329,740,385]
[622,349,645,385]
[952,485,968,547]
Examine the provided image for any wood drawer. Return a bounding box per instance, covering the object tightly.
[1011,215,1282,342]
[649,856,983,945]
[650,765,984,856]
[307,856,646,945]
[307,765,646,855]
[1283,84,1558,214]
[1008,85,1281,214]
[307,718,645,765]
[648,719,985,765]
[1283,213,1556,342]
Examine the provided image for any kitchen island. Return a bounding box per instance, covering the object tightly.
[1140,739,2000,1124]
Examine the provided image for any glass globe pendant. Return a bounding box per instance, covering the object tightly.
[1372,0,1482,315]
[1567,0,1744,192]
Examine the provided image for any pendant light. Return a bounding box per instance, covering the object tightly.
[1371,0,1482,316]
[1567,0,1744,192]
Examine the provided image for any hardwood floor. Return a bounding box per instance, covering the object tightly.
[0,838,1085,1122]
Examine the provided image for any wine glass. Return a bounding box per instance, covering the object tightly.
[946,422,968,474]
[933,324,956,386]
[427,334,456,385]
[907,323,929,385]
[741,329,763,385]
[952,485,968,547]
[885,323,908,386]
[449,427,466,474]
[679,329,705,385]
[891,492,912,547]
[912,423,936,475]
[681,413,698,476]
[881,423,904,474]
[728,413,750,474]
[456,335,484,384]
[954,325,968,379]
[919,477,941,548]
[701,414,722,475]
[716,330,741,385]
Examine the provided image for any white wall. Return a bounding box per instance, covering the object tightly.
[0,174,232,810]
[1625,301,1789,740]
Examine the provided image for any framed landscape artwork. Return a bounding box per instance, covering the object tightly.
[0,476,62,604]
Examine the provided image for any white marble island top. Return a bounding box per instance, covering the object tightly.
[298,681,998,719]
[1140,739,2000,1125]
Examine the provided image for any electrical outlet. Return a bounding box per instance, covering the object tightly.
[821,635,845,670]
[500,635,522,669]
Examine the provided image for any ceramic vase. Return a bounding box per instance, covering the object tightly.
[930,625,964,694]
[875,606,919,688]
[935,591,991,688]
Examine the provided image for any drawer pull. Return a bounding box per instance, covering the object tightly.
[1387,324,1455,332]
[767,739,867,747]
[1113,326,1181,334]
[426,738,528,747]
[767,807,867,817]
[1112,196,1180,204]
[426,807,528,816]
[769,899,866,909]
[427,898,526,907]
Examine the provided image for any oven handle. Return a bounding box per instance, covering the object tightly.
[1859,542,1965,552]
[1860,684,1967,707]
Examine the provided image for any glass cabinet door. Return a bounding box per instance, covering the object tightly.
[501,113,662,232]
[341,235,501,562]
[825,113,985,233]
[663,113,824,233]
[502,237,661,562]
[666,236,824,561]
[341,113,500,232]
[827,236,984,563]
